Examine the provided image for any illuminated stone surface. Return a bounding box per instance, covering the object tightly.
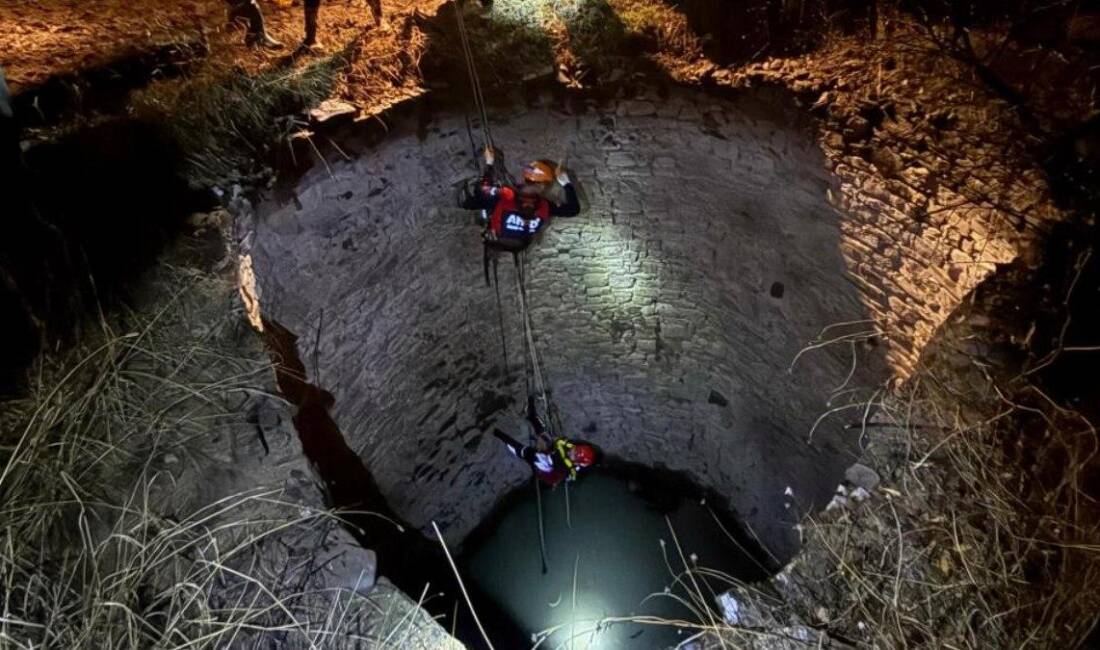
[248,87,892,560]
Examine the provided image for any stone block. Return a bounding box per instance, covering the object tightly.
[617,100,657,117]
[607,151,639,168]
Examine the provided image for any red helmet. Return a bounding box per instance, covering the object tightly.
[570,444,596,467]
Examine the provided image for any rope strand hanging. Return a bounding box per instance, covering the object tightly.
[515,250,553,573]
[451,0,492,151]
[515,252,556,441]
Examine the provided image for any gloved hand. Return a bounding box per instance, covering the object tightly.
[556,167,571,186]
[483,146,495,166]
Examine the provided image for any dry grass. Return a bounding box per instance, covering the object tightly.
[0,263,431,649]
[710,336,1100,648]
[134,58,340,188]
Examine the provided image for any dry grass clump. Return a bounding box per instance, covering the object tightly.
[798,358,1100,647]
[0,264,424,649]
[607,0,703,65]
[715,349,1100,648]
[134,58,340,188]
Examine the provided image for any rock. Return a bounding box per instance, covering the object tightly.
[717,589,834,649]
[616,100,657,117]
[309,99,358,125]
[870,147,904,178]
[826,484,847,511]
[844,115,872,141]
[845,463,880,491]
[320,538,377,595]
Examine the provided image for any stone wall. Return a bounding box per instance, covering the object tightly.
[244,85,982,561]
[720,38,1062,375]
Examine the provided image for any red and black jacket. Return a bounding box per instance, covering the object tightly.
[460,164,581,243]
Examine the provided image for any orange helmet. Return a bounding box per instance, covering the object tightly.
[522,160,554,184]
[570,444,596,467]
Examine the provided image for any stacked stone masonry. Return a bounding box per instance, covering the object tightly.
[245,84,1036,561]
[722,40,1062,375]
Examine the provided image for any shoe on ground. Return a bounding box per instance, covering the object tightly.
[246,33,284,49]
[297,39,326,54]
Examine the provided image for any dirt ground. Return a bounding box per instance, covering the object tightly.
[0,0,444,108]
[1,0,717,119]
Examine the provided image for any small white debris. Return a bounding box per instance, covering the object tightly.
[835,484,848,496]
[718,592,741,624]
[849,487,871,502]
[783,486,794,496]
[689,552,698,564]
[826,494,847,511]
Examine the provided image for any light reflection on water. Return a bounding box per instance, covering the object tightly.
[462,472,760,649]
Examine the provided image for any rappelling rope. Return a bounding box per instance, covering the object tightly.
[515,252,576,529]
[514,250,555,571]
[451,0,492,151]
[451,0,558,573]
[514,251,555,442]
[490,255,509,372]
[534,471,549,574]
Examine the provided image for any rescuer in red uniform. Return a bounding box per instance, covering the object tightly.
[492,396,598,487]
[460,147,581,252]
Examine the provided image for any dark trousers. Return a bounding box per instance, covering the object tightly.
[525,395,549,438]
[493,429,537,466]
[225,0,265,36]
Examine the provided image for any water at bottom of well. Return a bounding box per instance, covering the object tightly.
[462,470,764,649]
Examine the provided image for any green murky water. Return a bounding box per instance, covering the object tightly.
[462,470,766,649]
